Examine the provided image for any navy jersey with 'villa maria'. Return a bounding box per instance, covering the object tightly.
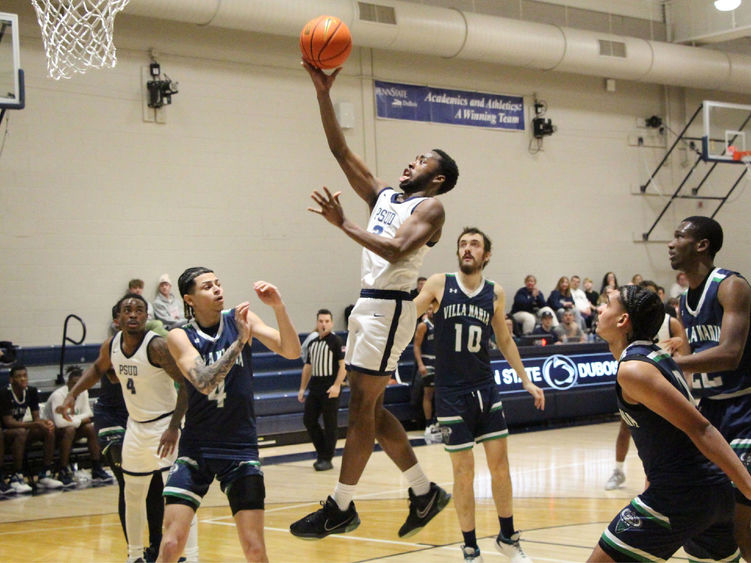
[434,274,495,393]
[680,267,751,398]
[180,309,257,457]
[617,341,726,489]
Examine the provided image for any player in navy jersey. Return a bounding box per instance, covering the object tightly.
[588,284,751,562]
[158,267,299,563]
[291,62,457,541]
[415,227,544,563]
[668,216,751,558]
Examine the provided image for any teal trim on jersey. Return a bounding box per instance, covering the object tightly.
[631,497,671,529]
[476,429,509,443]
[163,487,202,507]
[437,416,463,425]
[601,529,662,562]
[97,427,125,437]
[731,439,751,452]
[175,456,199,469]
[647,350,670,363]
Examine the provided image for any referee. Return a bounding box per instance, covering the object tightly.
[297,309,346,471]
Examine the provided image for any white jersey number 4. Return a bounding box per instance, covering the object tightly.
[208,382,226,408]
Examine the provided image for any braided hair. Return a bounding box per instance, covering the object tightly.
[177,266,214,320]
[618,285,665,343]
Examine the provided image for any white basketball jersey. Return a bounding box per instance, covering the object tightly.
[111,331,177,423]
[362,188,431,291]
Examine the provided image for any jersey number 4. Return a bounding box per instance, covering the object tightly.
[454,324,482,353]
[208,382,226,408]
[126,378,136,394]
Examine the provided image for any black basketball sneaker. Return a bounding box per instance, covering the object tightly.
[398,482,451,537]
[290,496,361,539]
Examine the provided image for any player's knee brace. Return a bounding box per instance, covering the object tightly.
[227,474,265,515]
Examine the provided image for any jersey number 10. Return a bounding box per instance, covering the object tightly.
[455,323,482,353]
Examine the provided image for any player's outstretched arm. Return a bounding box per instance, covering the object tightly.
[149,337,189,458]
[309,187,444,263]
[249,281,301,360]
[492,285,545,410]
[58,338,114,421]
[676,276,751,374]
[619,360,751,499]
[303,62,385,208]
[167,305,250,395]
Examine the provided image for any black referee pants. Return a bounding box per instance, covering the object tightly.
[303,385,341,462]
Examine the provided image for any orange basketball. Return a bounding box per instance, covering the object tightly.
[300,15,352,70]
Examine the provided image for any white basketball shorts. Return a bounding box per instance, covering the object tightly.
[122,414,176,476]
[345,290,416,376]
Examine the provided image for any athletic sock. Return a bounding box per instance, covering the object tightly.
[615,461,625,472]
[333,482,357,512]
[499,515,515,539]
[462,529,478,549]
[403,463,431,496]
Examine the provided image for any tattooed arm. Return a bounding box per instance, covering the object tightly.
[166,304,251,396]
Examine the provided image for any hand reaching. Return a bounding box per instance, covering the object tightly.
[254,281,283,308]
[308,187,345,227]
[234,302,251,345]
[302,60,342,95]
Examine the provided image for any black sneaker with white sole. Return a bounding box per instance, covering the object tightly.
[289,496,360,539]
[397,482,451,537]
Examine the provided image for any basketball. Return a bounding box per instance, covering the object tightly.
[300,15,352,70]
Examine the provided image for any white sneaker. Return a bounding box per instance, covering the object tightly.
[9,473,32,494]
[424,424,443,444]
[37,469,63,489]
[462,544,483,562]
[604,469,625,490]
[495,531,531,562]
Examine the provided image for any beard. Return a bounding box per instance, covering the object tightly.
[399,174,431,194]
[459,261,482,275]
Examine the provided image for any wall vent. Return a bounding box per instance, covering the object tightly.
[599,39,627,58]
[358,2,397,24]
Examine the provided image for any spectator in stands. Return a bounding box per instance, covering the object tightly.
[410,276,428,299]
[583,277,599,309]
[0,365,62,491]
[43,365,110,487]
[669,271,689,298]
[510,275,556,334]
[598,272,619,304]
[554,310,587,343]
[570,275,593,329]
[547,277,583,328]
[666,297,681,318]
[153,274,187,330]
[657,286,666,303]
[630,273,643,285]
[298,309,346,472]
[127,279,167,337]
[531,311,561,345]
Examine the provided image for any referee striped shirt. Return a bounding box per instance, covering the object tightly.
[306,332,344,386]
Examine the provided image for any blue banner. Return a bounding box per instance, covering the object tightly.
[492,351,618,394]
[374,80,524,130]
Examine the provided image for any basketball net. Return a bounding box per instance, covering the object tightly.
[30,0,130,80]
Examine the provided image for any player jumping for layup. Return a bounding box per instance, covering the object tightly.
[290,62,458,539]
[158,268,300,563]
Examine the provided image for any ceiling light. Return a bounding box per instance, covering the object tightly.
[715,0,741,11]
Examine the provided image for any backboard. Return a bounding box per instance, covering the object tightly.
[0,12,24,110]
[702,100,751,163]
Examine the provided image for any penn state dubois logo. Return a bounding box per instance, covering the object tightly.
[615,507,642,533]
[542,355,578,390]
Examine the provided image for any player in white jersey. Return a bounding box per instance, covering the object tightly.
[60,294,197,563]
[291,62,459,540]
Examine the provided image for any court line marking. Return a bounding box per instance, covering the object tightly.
[0,520,122,536]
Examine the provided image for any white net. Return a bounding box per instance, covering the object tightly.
[30,0,130,80]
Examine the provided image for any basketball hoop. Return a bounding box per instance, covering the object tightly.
[729,146,751,163]
[30,0,130,80]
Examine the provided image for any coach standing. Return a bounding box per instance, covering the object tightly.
[298,309,347,471]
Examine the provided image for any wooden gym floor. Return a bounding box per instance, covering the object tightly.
[0,421,697,562]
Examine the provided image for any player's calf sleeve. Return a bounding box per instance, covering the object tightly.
[147,470,165,548]
[124,473,151,559]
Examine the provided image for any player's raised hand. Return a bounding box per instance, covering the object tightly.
[308,186,345,227]
[254,281,283,308]
[302,60,342,94]
[523,380,546,410]
[234,302,251,344]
